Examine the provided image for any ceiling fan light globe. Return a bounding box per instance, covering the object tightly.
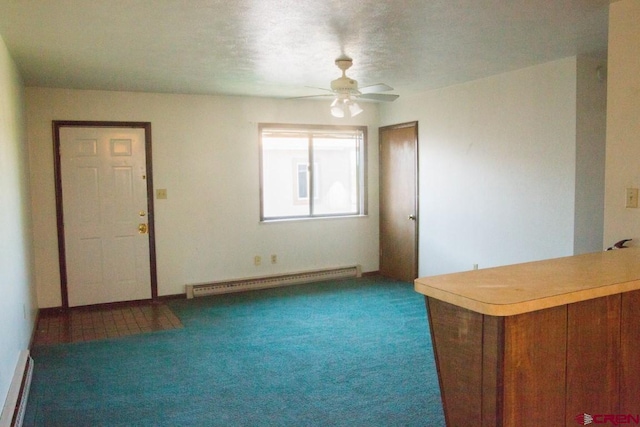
[349,101,363,117]
[330,97,346,117]
[331,105,345,117]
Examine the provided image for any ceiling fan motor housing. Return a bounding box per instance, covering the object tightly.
[331,76,360,95]
[331,56,360,96]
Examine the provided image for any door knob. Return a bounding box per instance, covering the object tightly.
[408,215,416,221]
[138,223,148,234]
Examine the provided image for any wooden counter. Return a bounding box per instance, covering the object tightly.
[415,249,640,427]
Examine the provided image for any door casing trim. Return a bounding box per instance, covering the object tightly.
[53,120,158,308]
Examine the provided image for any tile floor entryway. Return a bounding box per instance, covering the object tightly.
[33,301,183,346]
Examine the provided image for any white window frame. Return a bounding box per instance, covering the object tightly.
[259,123,368,221]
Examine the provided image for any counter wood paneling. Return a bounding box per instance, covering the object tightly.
[415,249,640,427]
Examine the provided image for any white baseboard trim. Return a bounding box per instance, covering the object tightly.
[0,351,33,427]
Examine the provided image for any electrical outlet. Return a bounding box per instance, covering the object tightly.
[626,188,638,208]
[254,256,261,266]
[271,254,277,264]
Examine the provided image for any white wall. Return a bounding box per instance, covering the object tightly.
[0,35,36,414]
[574,55,607,254]
[603,0,640,247]
[25,89,380,308]
[379,58,580,276]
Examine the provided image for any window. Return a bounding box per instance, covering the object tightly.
[260,124,367,221]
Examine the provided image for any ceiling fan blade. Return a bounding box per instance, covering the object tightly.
[359,83,394,94]
[288,94,334,100]
[358,93,399,102]
[305,86,334,93]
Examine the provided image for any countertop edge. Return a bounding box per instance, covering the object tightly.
[414,279,640,316]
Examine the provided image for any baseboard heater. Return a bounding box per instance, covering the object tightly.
[185,265,361,298]
[0,351,33,427]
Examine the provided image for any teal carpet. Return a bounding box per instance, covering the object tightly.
[24,276,445,426]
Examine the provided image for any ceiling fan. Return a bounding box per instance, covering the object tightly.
[298,55,399,118]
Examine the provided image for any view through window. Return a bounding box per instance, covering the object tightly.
[260,124,367,221]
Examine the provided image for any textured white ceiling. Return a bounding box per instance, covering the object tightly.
[0,0,610,99]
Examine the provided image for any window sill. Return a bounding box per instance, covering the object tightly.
[260,214,369,224]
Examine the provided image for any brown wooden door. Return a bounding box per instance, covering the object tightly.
[379,122,418,282]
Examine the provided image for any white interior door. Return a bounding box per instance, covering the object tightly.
[60,126,151,307]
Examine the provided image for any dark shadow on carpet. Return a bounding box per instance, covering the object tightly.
[24,276,445,426]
